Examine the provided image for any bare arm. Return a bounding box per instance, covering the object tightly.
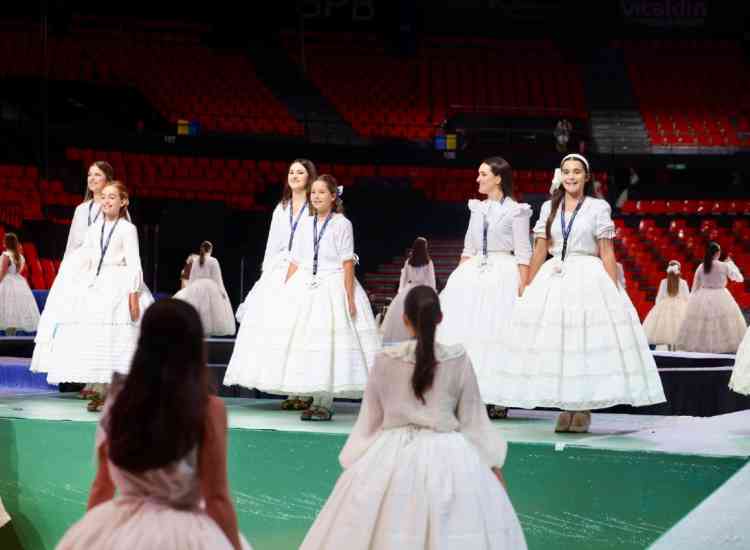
[344,259,356,318]
[200,399,242,550]
[598,239,618,285]
[285,262,298,283]
[527,239,548,284]
[87,443,116,510]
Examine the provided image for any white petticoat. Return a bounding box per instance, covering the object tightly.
[31,254,81,373]
[729,328,750,395]
[492,255,666,410]
[223,268,381,397]
[0,273,40,331]
[174,279,235,336]
[674,288,747,354]
[437,253,520,404]
[642,295,689,346]
[45,265,154,384]
[300,426,527,550]
[235,253,288,323]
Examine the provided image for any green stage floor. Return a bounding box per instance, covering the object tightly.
[0,393,748,550]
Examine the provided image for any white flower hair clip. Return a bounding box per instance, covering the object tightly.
[666,263,681,275]
[336,185,344,198]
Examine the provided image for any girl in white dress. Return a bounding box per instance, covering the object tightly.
[180,253,199,289]
[31,161,113,386]
[0,233,40,334]
[45,182,154,411]
[224,175,381,421]
[643,260,690,350]
[56,299,251,550]
[174,241,235,336]
[300,285,527,550]
[674,242,746,353]
[380,237,436,343]
[437,157,532,419]
[494,154,665,433]
[230,159,315,410]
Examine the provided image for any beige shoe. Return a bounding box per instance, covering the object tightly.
[554,411,573,433]
[569,411,591,433]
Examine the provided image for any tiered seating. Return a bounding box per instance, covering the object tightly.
[363,239,463,309]
[620,199,750,216]
[0,26,303,136]
[623,41,747,148]
[0,165,44,227]
[70,149,607,206]
[282,32,432,140]
[284,33,586,140]
[615,217,750,319]
[426,37,586,122]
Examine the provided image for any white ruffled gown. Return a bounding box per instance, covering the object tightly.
[436,198,532,404]
[380,260,436,343]
[223,214,381,399]
[674,260,746,353]
[730,327,750,395]
[300,340,527,550]
[0,252,40,332]
[174,255,235,336]
[31,200,101,373]
[44,218,154,384]
[643,278,690,346]
[493,197,666,410]
[235,201,307,323]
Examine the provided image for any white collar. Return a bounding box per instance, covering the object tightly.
[383,339,466,364]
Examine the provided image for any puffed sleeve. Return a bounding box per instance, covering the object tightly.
[655,279,667,303]
[533,200,552,240]
[261,204,285,272]
[679,278,690,298]
[594,199,616,240]
[461,200,481,257]
[335,217,357,263]
[457,355,507,468]
[64,202,89,259]
[122,223,145,293]
[725,259,744,283]
[339,358,385,469]
[511,203,533,265]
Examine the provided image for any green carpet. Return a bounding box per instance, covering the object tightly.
[0,414,745,550]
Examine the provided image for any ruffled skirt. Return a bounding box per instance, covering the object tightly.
[55,497,252,550]
[674,288,747,354]
[45,266,154,384]
[300,426,527,550]
[642,295,689,346]
[223,268,381,397]
[0,273,40,331]
[492,255,665,410]
[235,253,288,323]
[174,279,235,336]
[437,253,521,403]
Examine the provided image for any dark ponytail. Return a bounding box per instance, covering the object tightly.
[404,285,442,404]
[199,241,212,267]
[703,241,720,274]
